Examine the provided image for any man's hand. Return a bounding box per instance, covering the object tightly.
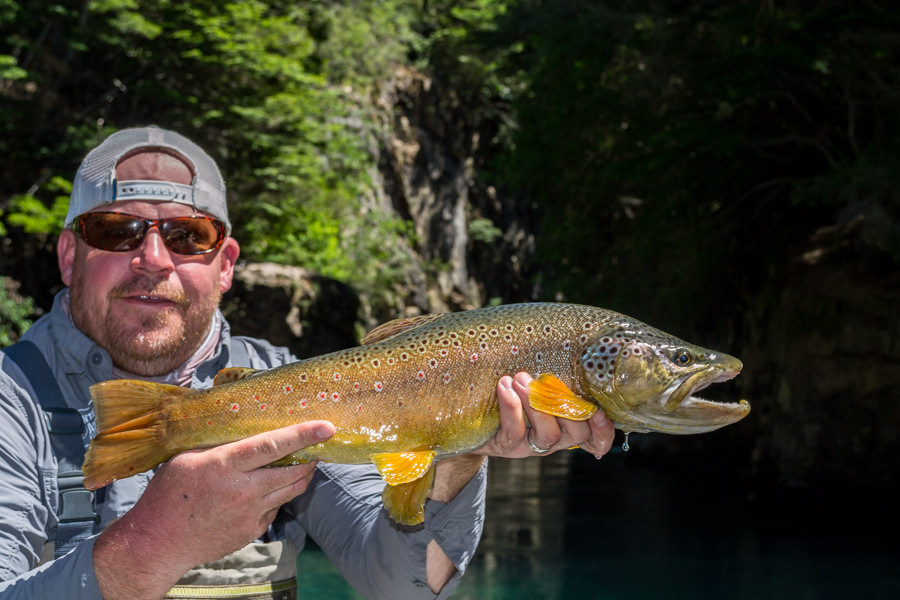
[473,372,615,459]
[93,421,335,600]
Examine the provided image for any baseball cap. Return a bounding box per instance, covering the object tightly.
[65,126,230,232]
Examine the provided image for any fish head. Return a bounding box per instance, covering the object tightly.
[579,320,750,434]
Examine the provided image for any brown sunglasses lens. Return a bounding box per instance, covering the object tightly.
[76,212,225,255]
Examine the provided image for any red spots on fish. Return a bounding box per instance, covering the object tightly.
[470,353,479,363]
[563,340,572,350]
[357,404,363,413]
[299,373,308,382]
[333,372,342,381]
[331,392,340,402]
[416,370,426,381]
[387,357,396,365]
[511,346,520,355]
[231,403,240,412]
[443,373,452,384]
[374,382,384,392]
[283,385,293,394]
[318,391,328,400]
[439,348,449,357]
[300,400,308,408]
[258,404,267,410]
[397,400,404,407]
[468,383,476,393]
[207,420,213,426]
[353,382,361,391]
[287,409,295,415]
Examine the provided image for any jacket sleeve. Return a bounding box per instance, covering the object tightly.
[0,373,104,598]
[285,461,488,600]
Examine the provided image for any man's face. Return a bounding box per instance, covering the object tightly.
[57,151,239,376]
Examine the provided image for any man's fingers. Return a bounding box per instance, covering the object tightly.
[229,421,335,473]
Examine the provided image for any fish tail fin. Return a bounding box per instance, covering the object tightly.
[382,465,436,526]
[82,380,189,490]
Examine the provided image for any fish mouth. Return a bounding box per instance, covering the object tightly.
[654,357,750,434]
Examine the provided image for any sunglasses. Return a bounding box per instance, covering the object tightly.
[72,211,227,255]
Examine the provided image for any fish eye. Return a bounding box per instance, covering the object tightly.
[673,349,694,366]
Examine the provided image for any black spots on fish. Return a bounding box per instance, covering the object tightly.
[371,358,381,368]
[298,373,309,383]
[428,358,439,369]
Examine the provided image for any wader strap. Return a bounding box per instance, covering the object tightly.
[2,341,100,558]
[166,578,297,600]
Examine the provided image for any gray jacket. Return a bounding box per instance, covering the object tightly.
[0,291,487,599]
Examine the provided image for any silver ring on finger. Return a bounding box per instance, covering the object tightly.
[527,429,552,454]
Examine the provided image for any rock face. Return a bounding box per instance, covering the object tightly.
[221,263,359,360]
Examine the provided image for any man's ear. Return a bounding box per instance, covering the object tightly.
[57,229,77,286]
[218,237,240,294]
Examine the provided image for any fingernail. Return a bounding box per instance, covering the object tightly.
[314,423,334,440]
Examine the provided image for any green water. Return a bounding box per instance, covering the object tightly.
[297,448,898,599]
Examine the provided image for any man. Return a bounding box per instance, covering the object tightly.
[0,127,614,599]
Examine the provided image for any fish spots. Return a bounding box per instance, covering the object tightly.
[371,359,381,368]
[562,340,572,351]
[510,346,520,355]
[470,353,479,364]
[428,358,439,369]
[443,373,452,384]
[333,372,342,381]
[479,341,489,351]
[353,382,361,391]
[230,403,240,412]
[331,392,341,402]
[439,348,449,357]
[298,373,309,383]
[299,400,308,408]
[283,385,293,394]
[400,352,410,361]
[374,382,384,392]
[318,391,328,400]
[416,370,426,381]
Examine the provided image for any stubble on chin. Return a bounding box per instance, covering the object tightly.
[72,279,219,376]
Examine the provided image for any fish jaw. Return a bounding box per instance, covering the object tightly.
[580,325,750,434]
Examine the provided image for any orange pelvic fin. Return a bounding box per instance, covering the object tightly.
[382,464,436,525]
[83,380,190,490]
[361,313,446,345]
[528,373,597,421]
[370,450,436,485]
[213,367,260,386]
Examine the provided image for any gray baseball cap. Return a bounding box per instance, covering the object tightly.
[65,126,230,232]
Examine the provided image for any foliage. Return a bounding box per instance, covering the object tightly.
[0,0,420,310]
[475,1,900,333]
[0,277,35,346]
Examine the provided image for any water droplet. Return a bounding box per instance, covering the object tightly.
[622,432,631,452]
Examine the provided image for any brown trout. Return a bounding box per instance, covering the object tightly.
[82,303,750,524]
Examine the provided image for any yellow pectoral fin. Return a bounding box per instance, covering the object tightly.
[371,450,436,485]
[382,465,436,526]
[528,373,597,421]
[213,367,260,386]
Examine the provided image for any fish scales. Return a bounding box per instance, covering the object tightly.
[83,302,750,524]
[164,303,611,463]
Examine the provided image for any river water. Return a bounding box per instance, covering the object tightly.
[297,444,898,599]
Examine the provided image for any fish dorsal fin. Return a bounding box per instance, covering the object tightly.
[361,314,446,345]
[370,450,436,485]
[528,373,598,421]
[382,465,436,526]
[213,367,260,386]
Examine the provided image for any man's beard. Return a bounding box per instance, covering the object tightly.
[71,277,220,376]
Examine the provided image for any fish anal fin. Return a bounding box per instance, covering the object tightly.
[371,450,436,485]
[361,314,446,345]
[382,465,436,526]
[213,367,260,386]
[528,373,597,421]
